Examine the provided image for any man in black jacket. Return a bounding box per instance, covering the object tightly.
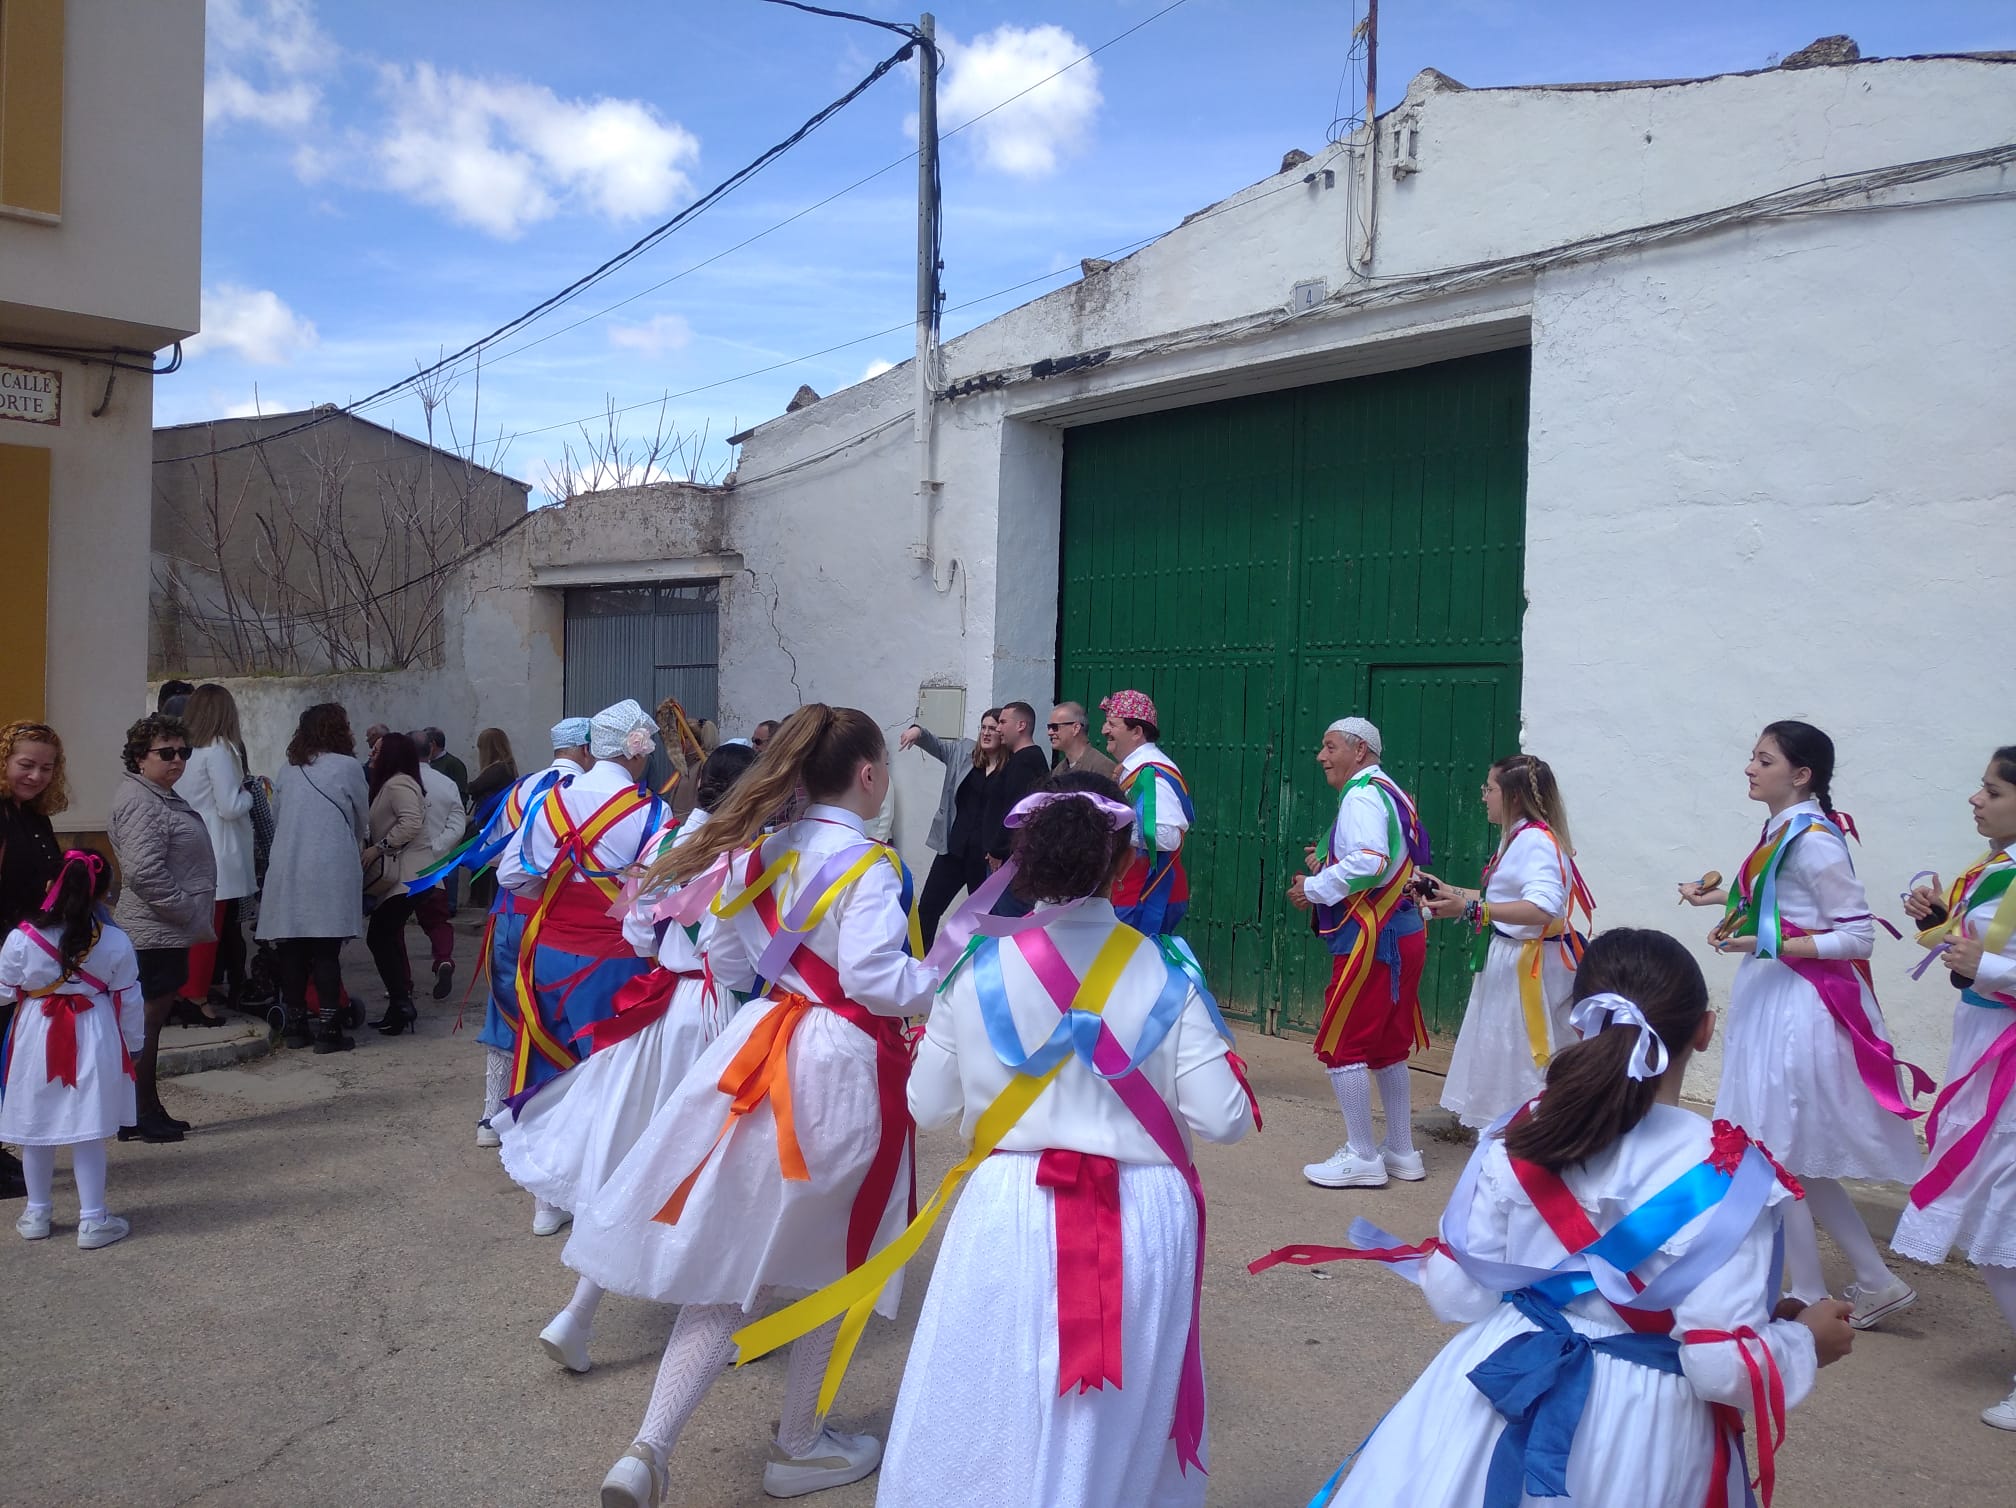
[983,701,1051,875]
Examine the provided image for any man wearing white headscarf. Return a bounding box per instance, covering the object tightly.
[1288,715,1432,1192]
[495,701,668,1233]
[472,717,599,1147]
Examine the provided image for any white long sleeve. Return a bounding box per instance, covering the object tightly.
[1770,811,1874,961]
[1674,1202,1820,1412]
[1305,771,1403,908]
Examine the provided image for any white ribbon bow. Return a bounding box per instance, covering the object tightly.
[1569,992,1670,1081]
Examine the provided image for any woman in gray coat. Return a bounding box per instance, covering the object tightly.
[255,703,369,1054]
[108,713,217,1143]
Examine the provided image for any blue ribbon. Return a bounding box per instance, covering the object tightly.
[968,930,1188,1081]
[1469,1289,1682,1508]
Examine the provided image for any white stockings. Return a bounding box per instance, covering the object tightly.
[19,1140,108,1221]
[483,1048,509,1121]
[632,1304,839,1465]
[1327,1065,1378,1159]
[1373,1063,1416,1155]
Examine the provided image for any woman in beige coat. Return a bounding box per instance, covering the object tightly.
[362,732,427,1040]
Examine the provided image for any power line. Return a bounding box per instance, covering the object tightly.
[345,0,1194,418]
[157,36,919,464]
[754,0,919,43]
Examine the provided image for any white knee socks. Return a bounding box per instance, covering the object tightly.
[1373,1064,1415,1156]
[1327,1065,1378,1160]
[19,1143,54,1212]
[17,1142,108,1220]
[72,1140,108,1222]
[635,1302,742,1461]
[1781,1196,1828,1303]
[1983,1265,2016,1342]
[777,1320,839,1458]
[483,1048,509,1121]
[1802,1176,1899,1292]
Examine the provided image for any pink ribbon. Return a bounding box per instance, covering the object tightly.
[1780,952,1932,1119]
[1910,1016,2016,1208]
[658,850,734,926]
[920,860,1021,974]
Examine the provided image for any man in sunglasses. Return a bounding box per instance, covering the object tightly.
[107,713,218,1143]
[1045,702,1116,778]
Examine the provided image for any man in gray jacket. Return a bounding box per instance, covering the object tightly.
[108,713,217,1143]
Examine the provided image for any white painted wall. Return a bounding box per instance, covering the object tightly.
[515,56,2016,1073]
[1523,195,2016,1087]
[0,0,203,346]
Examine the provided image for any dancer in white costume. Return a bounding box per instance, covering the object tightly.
[1682,720,1925,1329]
[566,706,935,1507]
[1,851,144,1250]
[473,719,593,1148]
[1264,929,1854,1508]
[1894,744,2016,1429]
[872,772,1253,1508]
[1421,754,1592,1129]
[498,742,761,1374]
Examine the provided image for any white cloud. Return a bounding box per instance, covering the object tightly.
[205,0,333,130]
[608,313,695,358]
[935,25,1100,178]
[374,63,700,238]
[187,285,320,365]
[860,358,898,382]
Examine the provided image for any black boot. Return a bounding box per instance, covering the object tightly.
[119,1108,185,1143]
[281,1013,315,1048]
[313,1018,355,1055]
[373,997,417,1036]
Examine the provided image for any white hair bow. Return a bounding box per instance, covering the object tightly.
[1568,992,1670,1081]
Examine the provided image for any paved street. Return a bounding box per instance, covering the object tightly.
[4,921,2010,1507]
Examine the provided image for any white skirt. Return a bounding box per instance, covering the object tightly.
[878,1153,1204,1508]
[0,1000,135,1145]
[1324,1302,1718,1508]
[1893,1000,2016,1269]
[1440,934,1576,1129]
[564,996,911,1317]
[495,973,723,1214]
[1712,955,1921,1183]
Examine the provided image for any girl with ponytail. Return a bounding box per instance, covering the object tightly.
[570,704,938,1507]
[1283,928,1854,1507]
[1419,754,1594,1129]
[1680,720,1925,1331]
[0,851,144,1249]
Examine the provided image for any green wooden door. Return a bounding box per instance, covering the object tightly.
[1057,348,1529,1035]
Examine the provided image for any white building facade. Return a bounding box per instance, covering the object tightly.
[469,53,2016,1079]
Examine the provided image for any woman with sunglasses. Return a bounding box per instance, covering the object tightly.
[107,713,218,1143]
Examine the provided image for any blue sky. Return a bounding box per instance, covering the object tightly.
[177,0,2016,497]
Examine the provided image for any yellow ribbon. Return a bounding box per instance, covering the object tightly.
[712,842,924,959]
[1516,921,1571,1069]
[729,925,1143,1416]
[1921,853,2016,958]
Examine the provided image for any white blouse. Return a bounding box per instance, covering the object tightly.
[909,898,1251,1164]
[1748,800,1874,962]
[1483,823,1571,942]
[497,759,659,899]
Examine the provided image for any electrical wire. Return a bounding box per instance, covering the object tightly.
[155,38,918,464]
[341,0,1191,419]
[754,0,919,43]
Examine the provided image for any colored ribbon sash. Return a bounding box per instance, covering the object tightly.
[1035,1148,1125,1394]
[1469,821,1592,1069]
[1315,880,1423,1058]
[17,929,130,1088]
[1774,923,1932,1120]
[1470,1287,1686,1508]
[508,784,657,1093]
[1910,1004,2016,1209]
[575,964,693,1055]
[733,925,1217,1473]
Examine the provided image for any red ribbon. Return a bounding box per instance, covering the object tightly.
[40,995,96,1088]
[1226,1050,1264,1131]
[1036,1149,1125,1395]
[574,965,689,1054]
[1247,1236,1446,1274]
[1682,1326,1785,1507]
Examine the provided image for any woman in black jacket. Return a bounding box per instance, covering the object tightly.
[900,710,1004,947]
[0,721,68,1196]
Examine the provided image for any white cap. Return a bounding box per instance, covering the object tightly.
[1327,716,1382,755]
[590,699,656,759]
[550,717,592,749]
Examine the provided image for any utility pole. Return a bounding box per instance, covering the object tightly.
[910,12,941,567]
[1364,0,1378,129]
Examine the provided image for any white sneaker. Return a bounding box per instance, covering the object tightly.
[16,1207,52,1240]
[1844,1276,1917,1330]
[77,1214,130,1250]
[1381,1147,1427,1182]
[1302,1147,1389,1189]
[531,1203,572,1237]
[1982,1386,2016,1431]
[599,1443,665,1508]
[475,1119,501,1148]
[762,1428,883,1499]
[539,1309,591,1373]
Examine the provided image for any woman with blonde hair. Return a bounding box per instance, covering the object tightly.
[1418,754,1593,1129]
[178,685,256,1023]
[571,704,937,1507]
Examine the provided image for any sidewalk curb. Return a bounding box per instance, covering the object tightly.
[158,1022,275,1079]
